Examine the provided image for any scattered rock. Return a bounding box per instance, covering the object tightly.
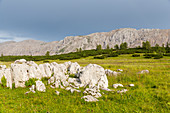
[25,85,35,94]
[129,84,135,87]
[101,88,113,91]
[30,85,35,93]
[112,83,124,88]
[105,69,121,76]
[117,69,123,72]
[117,89,128,94]
[65,87,81,93]
[55,90,60,95]
[137,70,149,74]
[36,80,46,92]
[81,95,99,102]
[0,60,126,102]
[50,85,55,89]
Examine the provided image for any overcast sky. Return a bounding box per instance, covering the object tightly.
[0,0,170,42]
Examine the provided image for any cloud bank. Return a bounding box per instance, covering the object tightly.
[0,31,32,43]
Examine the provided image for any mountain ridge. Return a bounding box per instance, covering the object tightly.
[0,28,170,56]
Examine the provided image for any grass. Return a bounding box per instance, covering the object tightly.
[0,54,170,112]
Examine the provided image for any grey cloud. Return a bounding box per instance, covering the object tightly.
[0,0,170,42]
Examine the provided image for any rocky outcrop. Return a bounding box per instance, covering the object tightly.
[0,59,135,102]
[0,28,169,56]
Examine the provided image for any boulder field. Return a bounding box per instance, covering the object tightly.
[0,59,137,102]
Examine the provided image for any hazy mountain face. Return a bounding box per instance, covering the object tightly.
[0,28,169,56]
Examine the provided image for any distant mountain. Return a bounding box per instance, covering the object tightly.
[0,28,170,56]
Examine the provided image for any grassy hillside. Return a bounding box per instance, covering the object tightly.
[0,54,170,112]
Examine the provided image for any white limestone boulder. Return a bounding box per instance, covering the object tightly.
[4,68,13,89]
[79,64,108,89]
[0,67,12,89]
[11,63,29,88]
[14,59,26,64]
[68,62,81,75]
[28,62,44,79]
[0,65,6,84]
[36,80,46,92]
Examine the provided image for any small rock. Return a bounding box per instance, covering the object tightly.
[50,85,55,89]
[55,90,60,95]
[81,95,99,102]
[129,84,135,87]
[112,83,124,88]
[105,69,121,76]
[25,91,30,94]
[36,80,46,92]
[117,89,128,93]
[101,88,113,91]
[29,85,35,91]
[25,85,36,94]
[137,70,149,74]
[117,69,123,72]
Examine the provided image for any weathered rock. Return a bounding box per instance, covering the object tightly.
[51,62,67,74]
[137,70,149,74]
[28,62,44,79]
[25,85,36,94]
[117,89,128,94]
[68,62,81,75]
[4,68,13,89]
[0,65,6,83]
[81,95,99,102]
[55,90,60,95]
[64,61,72,69]
[117,69,123,72]
[79,64,108,89]
[48,76,55,84]
[113,83,124,88]
[50,85,55,89]
[0,67,13,89]
[65,87,81,93]
[0,65,6,69]
[14,59,26,64]
[36,80,46,92]
[129,84,135,87]
[67,78,81,87]
[101,88,113,91]
[54,80,62,88]
[11,63,29,88]
[105,69,121,76]
[83,86,102,98]
[29,85,36,93]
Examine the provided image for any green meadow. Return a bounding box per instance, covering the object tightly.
[0,54,170,112]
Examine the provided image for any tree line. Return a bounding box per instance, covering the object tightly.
[0,41,169,61]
